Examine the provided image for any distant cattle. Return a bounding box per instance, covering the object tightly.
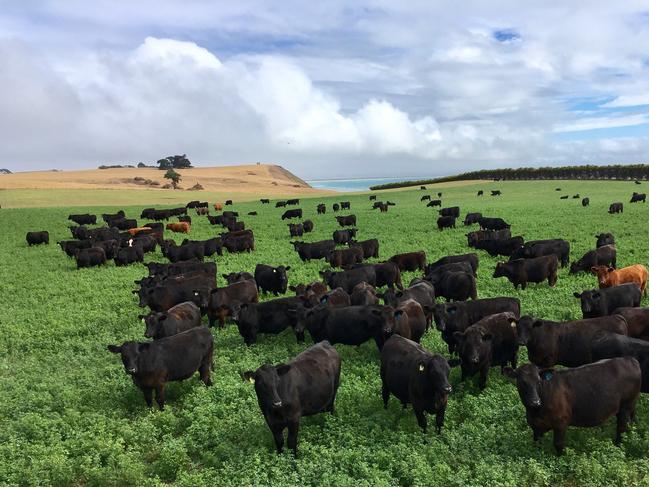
[463,212,482,226]
[196,207,209,215]
[302,220,314,232]
[287,198,300,206]
[214,203,223,211]
[288,223,304,237]
[420,186,426,190]
[596,233,615,248]
[332,203,340,212]
[369,195,377,200]
[248,211,258,216]
[232,297,303,344]
[181,237,223,257]
[421,195,431,201]
[275,201,287,208]
[494,255,558,289]
[317,204,326,214]
[509,239,570,268]
[74,247,106,269]
[254,264,291,295]
[426,253,479,276]
[242,341,341,456]
[26,231,49,246]
[327,246,364,268]
[437,216,456,230]
[260,199,270,204]
[352,238,380,259]
[478,217,510,230]
[282,209,303,220]
[58,239,92,257]
[569,245,616,274]
[225,200,233,205]
[320,267,377,294]
[115,244,144,266]
[389,251,426,272]
[380,335,451,433]
[439,206,460,218]
[504,358,640,455]
[166,222,190,233]
[582,197,589,207]
[591,264,648,294]
[560,195,569,200]
[68,214,96,225]
[473,236,524,257]
[200,279,259,328]
[491,190,501,196]
[477,190,483,196]
[336,215,357,227]
[572,194,580,199]
[291,240,335,261]
[574,283,642,318]
[427,199,442,207]
[630,192,646,203]
[340,201,351,210]
[108,327,213,410]
[332,228,357,244]
[467,229,511,247]
[609,202,623,214]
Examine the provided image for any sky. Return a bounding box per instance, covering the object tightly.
[1,1,649,178]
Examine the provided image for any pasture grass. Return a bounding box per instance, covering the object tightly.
[2,179,649,486]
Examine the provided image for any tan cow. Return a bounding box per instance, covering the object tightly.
[166,222,190,234]
[591,264,649,294]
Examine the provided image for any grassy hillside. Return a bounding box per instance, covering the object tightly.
[2,179,649,486]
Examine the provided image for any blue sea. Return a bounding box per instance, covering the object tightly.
[307,177,427,192]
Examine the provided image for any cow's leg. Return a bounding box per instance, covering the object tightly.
[200,353,213,387]
[381,379,390,408]
[616,402,635,444]
[552,427,566,455]
[435,408,446,434]
[143,388,153,407]
[478,365,488,390]
[287,421,300,457]
[533,428,544,442]
[414,408,428,433]
[155,384,166,411]
[270,424,285,454]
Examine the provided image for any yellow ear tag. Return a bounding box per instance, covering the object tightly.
[510,321,517,328]
[248,377,255,384]
[418,364,425,372]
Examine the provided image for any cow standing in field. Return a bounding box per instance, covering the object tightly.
[140,301,203,339]
[609,202,623,214]
[582,197,589,207]
[596,233,615,247]
[26,231,49,246]
[437,216,456,230]
[166,222,190,233]
[574,283,642,318]
[569,245,616,274]
[493,255,558,289]
[254,264,291,296]
[630,192,646,203]
[591,264,648,294]
[389,251,426,272]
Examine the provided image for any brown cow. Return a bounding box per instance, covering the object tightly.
[166,222,191,234]
[127,227,156,237]
[591,264,648,294]
[214,203,223,211]
[196,207,209,215]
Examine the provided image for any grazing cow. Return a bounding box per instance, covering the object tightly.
[596,233,615,248]
[288,223,304,237]
[223,271,255,284]
[437,192,442,197]
[636,181,642,185]
[427,253,479,276]
[275,201,287,208]
[320,267,377,294]
[132,234,157,254]
[165,242,205,263]
[420,186,426,190]
[181,237,223,257]
[166,222,190,233]
[609,202,623,214]
[464,212,482,226]
[509,239,570,268]
[319,288,352,308]
[332,203,340,212]
[503,358,640,455]
[115,244,144,266]
[111,218,138,230]
[516,314,628,368]
[574,283,642,318]
[630,192,646,203]
[58,239,92,257]
[317,204,326,214]
[221,233,254,253]
[68,214,96,225]
[426,271,476,302]
[291,240,335,261]
[102,210,125,223]
[611,308,649,339]
[92,239,120,260]
[389,251,426,272]
[439,206,460,218]
[352,239,380,259]
[248,211,258,216]
[369,195,377,200]
[437,216,456,230]
[200,279,259,328]
[226,220,245,232]
[327,246,364,268]
[356,262,403,290]
[477,190,483,196]
[296,304,395,350]
[582,197,589,207]
[427,199,442,207]
[260,198,270,204]
[302,220,314,232]
[467,229,511,247]
[453,312,519,389]
[569,245,616,274]
[491,190,501,196]
[591,334,649,392]
[474,236,524,257]
[433,298,521,354]
[196,207,209,216]
[108,327,213,410]
[340,201,351,210]
[350,282,379,306]
[74,247,106,268]
[242,341,341,456]
[140,301,202,339]
[254,264,290,295]
[591,264,648,294]
[380,281,436,326]
[233,298,305,344]
[146,261,216,279]
[332,228,357,244]
[393,299,427,343]
[478,217,510,230]
[380,335,451,433]
[127,227,157,238]
[335,215,356,227]
[281,209,303,220]
[572,194,580,199]
[421,195,431,201]
[494,255,558,289]
[225,200,233,205]
[26,231,49,246]
[213,203,223,211]
[287,198,300,206]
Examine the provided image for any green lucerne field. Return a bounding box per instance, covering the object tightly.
[2,179,649,487]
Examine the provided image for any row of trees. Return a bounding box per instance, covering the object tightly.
[370,164,649,190]
[157,154,192,170]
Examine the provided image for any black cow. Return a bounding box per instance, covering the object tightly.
[287,198,300,206]
[369,195,377,200]
[288,223,304,237]
[421,195,431,201]
[355,262,403,290]
[611,307,649,339]
[281,209,302,220]
[260,199,270,204]
[437,216,456,230]
[630,192,646,203]
[381,281,436,326]
[340,201,351,210]
[609,202,623,214]
[225,200,233,205]
[319,288,352,308]
[291,240,335,261]
[140,301,202,339]
[108,327,213,410]
[58,239,92,257]
[248,211,258,216]
[463,212,482,226]
[223,272,255,284]
[516,314,628,368]
[467,229,511,247]
[509,239,570,268]
[115,244,144,266]
[352,238,379,259]
[582,197,589,207]
[591,333,649,391]
[181,237,223,257]
[327,247,364,268]
[242,341,341,456]
[433,297,521,354]
[503,358,640,455]
[427,199,442,207]
[350,282,379,306]
[26,231,49,246]
[453,312,518,389]
[491,190,501,196]
[75,247,106,268]
[427,253,479,276]
[102,210,125,223]
[68,214,96,225]
[233,298,304,344]
[596,233,615,248]
[572,194,580,199]
[439,206,460,218]
[333,228,357,244]
[147,261,216,279]
[574,283,642,318]
[474,236,524,257]
[296,304,395,350]
[254,264,291,296]
[137,277,213,312]
[494,255,558,289]
[392,299,427,343]
[276,201,287,208]
[320,267,377,294]
[166,242,205,263]
[221,233,254,253]
[317,204,326,214]
[560,195,569,200]
[389,251,426,272]
[427,270,476,302]
[477,190,483,196]
[478,217,510,230]
[570,245,616,274]
[200,279,259,328]
[380,335,451,433]
[335,215,356,227]
[332,203,340,212]
[302,220,314,232]
[92,239,120,260]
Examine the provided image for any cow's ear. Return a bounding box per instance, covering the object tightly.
[222,274,229,279]
[242,371,255,384]
[532,320,543,328]
[502,367,517,379]
[540,369,555,381]
[276,364,291,376]
[107,345,122,354]
[447,358,461,368]
[285,266,291,271]
[590,267,598,274]
[482,333,493,341]
[289,285,296,292]
[138,314,146,320]
[573,292,581,298]
[453,331,464,342]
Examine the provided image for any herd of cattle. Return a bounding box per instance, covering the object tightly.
[23,189,649,457]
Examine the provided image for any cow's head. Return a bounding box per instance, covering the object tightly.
[503,364,553,410]
[242,364,290,410]
[272,266,291,293]
[234,303,258,345]
[514,315,541,346]
[140,313,164,338]
[107,342,149,375]
[590,265,613,287]
[492,262,509,278]
[573,290,600,316]
[454,326,491,365]
[417,355,452,410]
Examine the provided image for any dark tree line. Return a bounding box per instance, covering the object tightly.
[370,164,649,190]
[157,154,192,170]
